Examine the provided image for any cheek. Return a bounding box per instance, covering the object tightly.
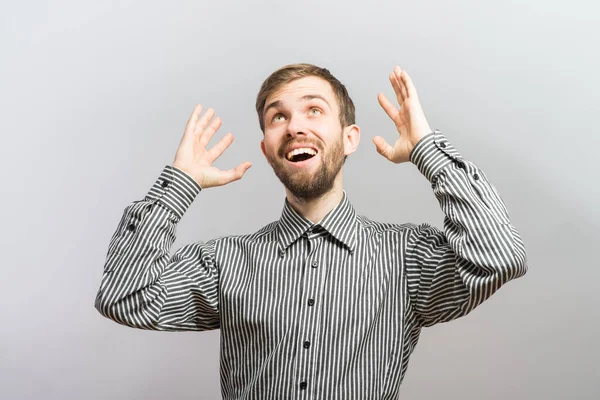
[309,118,330,131]
[264,139,281,158]
[319,122,344,147]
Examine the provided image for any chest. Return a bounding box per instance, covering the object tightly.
[218,234,403,337]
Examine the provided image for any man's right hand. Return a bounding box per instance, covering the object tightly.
[172,104,252,189]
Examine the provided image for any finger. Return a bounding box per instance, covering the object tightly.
[394,66,408,100]
[219,162,252,185]
[389,71,404,105]
[184,104,203,135]
[372,136,394,161]
[195,108,216,136]
[400,69,417,98]
[207,132,234,162]
[199,116,222,148]
[377,93,399,121]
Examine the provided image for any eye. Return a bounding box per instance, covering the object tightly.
[309,108,322,116]
[271,113,286,123]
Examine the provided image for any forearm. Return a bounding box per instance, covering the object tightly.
[94,165,204,330]
[411,131,527,272]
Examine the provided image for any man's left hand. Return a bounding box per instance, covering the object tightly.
[374,66,433,164]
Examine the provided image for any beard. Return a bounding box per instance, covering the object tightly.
[267,131,345,201]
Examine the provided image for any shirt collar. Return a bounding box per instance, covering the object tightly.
[277,190,357,254]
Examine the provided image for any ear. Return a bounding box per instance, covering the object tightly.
[343,124,360,157]
[260,139,272,166]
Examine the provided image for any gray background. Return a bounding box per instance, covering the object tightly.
[1,0,598,399]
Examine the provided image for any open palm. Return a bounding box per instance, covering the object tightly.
[173,105,252,189]
[374,66,433,164]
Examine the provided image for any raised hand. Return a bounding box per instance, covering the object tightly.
[374,66,433,164]
[172,105,252,189]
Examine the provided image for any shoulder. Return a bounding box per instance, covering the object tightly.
[355,215,446,247]
[209,220,279,248]
[355,213,421,236]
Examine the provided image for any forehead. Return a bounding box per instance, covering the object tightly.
[265,76,337,108]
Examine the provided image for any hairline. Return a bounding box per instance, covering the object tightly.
[256,65,355,134]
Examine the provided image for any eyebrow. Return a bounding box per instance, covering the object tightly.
[264,94,332,116]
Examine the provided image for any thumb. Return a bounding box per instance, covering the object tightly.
[219,162,252,186]
[373,136,394,161]
[234,162,253,180]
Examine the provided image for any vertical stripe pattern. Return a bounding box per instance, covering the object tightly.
[95,130,528,399]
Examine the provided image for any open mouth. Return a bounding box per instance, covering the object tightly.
[286,147,318,163]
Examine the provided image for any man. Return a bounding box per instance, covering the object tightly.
[95,63,528,399]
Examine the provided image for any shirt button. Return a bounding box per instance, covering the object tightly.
[303,341,311,349]
[161,179,169,188]
[311,260,318,268]
[127,223,136,232]
[458,161,466,169]
[279,250,285,258]
[308,299,315,306]
[473,174,480,180]
[299,381,307,390]
[439,142,446,148]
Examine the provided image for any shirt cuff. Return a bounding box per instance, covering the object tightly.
[409,129,464,183]
[144,165,202,220]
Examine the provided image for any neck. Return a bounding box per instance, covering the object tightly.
[285,174,344,224]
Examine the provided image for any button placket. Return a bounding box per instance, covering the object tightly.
[296,235,323,397]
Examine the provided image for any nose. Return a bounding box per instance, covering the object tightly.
[286,114,308,137]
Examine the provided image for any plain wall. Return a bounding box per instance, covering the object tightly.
[1,0,598,399]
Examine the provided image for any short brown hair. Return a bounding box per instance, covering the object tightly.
[255,63,356,133]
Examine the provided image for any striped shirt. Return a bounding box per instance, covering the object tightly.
[95,130,528,399]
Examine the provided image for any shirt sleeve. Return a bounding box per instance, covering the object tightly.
[404,130,528,328]
[94,165,220,331]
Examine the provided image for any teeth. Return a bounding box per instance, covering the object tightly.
[286,147,317,160]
